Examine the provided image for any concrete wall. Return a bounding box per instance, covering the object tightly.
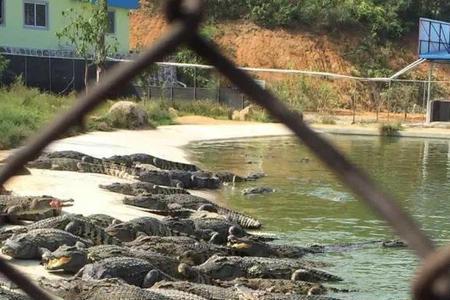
[0,0,130,53]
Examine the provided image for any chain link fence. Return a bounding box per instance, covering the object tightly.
[0,0,448,299]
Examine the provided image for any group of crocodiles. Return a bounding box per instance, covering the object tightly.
[0,150,408,299]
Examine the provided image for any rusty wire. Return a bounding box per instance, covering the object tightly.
[0,0,447,299]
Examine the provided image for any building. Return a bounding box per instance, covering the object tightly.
[0,0,139,55]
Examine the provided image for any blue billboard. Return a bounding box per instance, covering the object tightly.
[90,0,139,9]
[419,18,450,61]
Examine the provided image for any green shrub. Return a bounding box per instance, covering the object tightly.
[142,101,175,127]
[321,116,337,125]
[172,100,231,119]
[247,0,300,28]
[379,123,402,136]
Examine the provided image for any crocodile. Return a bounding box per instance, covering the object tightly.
[152,280,336,300]
[162,215,248,244]
[215,278,327,295]
[0,195,73,214]
[99,182,190,196]
[177,255,340,282]
[45,150,99,162]
[105,216,193,242]
[152,280,241,300]
[125,235,232,265]
[43,243,182,278]
[242,186,275,195]
[0,214,121,245]
[26,157,81,171]
[228,235,322,258]
[136,170,221,189]
[123,194,262,229]
[235,285,340,300]
[104,153,200,171]
[38,277,174,300]
[76,257,175,288]
[1,228,92,259]
[308,239,408,253]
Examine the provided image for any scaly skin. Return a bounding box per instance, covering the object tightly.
[1,228,92,259]
[78,257,174,288]
[123,194,262,229]
[0,215,121,245]
[162,215,248,244]
[126,235,233,265]
[178,255,339,282]
[99,182,190,196]
[152,280,240,300]
[27,157,81,171]
[105,153,200,171]
[228,235,321,258]
[38,277,173,300]
[235,285,340,300]
[150,288,208,300]
[43,244,182,278]
[85,214,122,228]
[77,161,138,180]
[216,278,326,295]
[105,216,193,242]
[0,287,32,300]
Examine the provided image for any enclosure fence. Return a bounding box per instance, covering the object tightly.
[0,0,447,299]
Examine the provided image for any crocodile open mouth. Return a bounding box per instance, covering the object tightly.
[44,256,71,270]
[228,242,251,249]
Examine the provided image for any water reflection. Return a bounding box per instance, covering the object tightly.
[188,135,450,299]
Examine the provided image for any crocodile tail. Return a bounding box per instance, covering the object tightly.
[215,206,262,229]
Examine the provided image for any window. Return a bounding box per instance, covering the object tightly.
[0,0,4,25]
[24,1,48,28]
[107,11,115,34]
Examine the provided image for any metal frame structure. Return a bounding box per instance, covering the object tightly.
[0,1,447,299]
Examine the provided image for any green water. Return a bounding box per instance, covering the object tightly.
[187,134,450,300]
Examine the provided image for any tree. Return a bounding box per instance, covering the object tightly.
[57,1,117,92]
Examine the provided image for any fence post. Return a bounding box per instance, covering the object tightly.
[48,57,52,92]
[72,59,76,92]
[193,66,197,101]
[24,56,28,85]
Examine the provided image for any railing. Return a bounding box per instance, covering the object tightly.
[0,1,448,299]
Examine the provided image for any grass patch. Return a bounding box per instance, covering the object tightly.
[320,116,337,125]
[172,100,231,120]
[0,85,274,150]
[379,123,402,136]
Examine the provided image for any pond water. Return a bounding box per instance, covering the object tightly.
[187,134,450,300]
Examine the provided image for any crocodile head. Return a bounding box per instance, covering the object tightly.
[2,234,39,259]
[105,222,137,242]
[177,250,204,266]
[42,243,88,273]
[227,235,267,257]
[99,183,128,194]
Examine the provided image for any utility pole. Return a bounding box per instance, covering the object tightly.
[425,63,434,124]
[96,0,108,83]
